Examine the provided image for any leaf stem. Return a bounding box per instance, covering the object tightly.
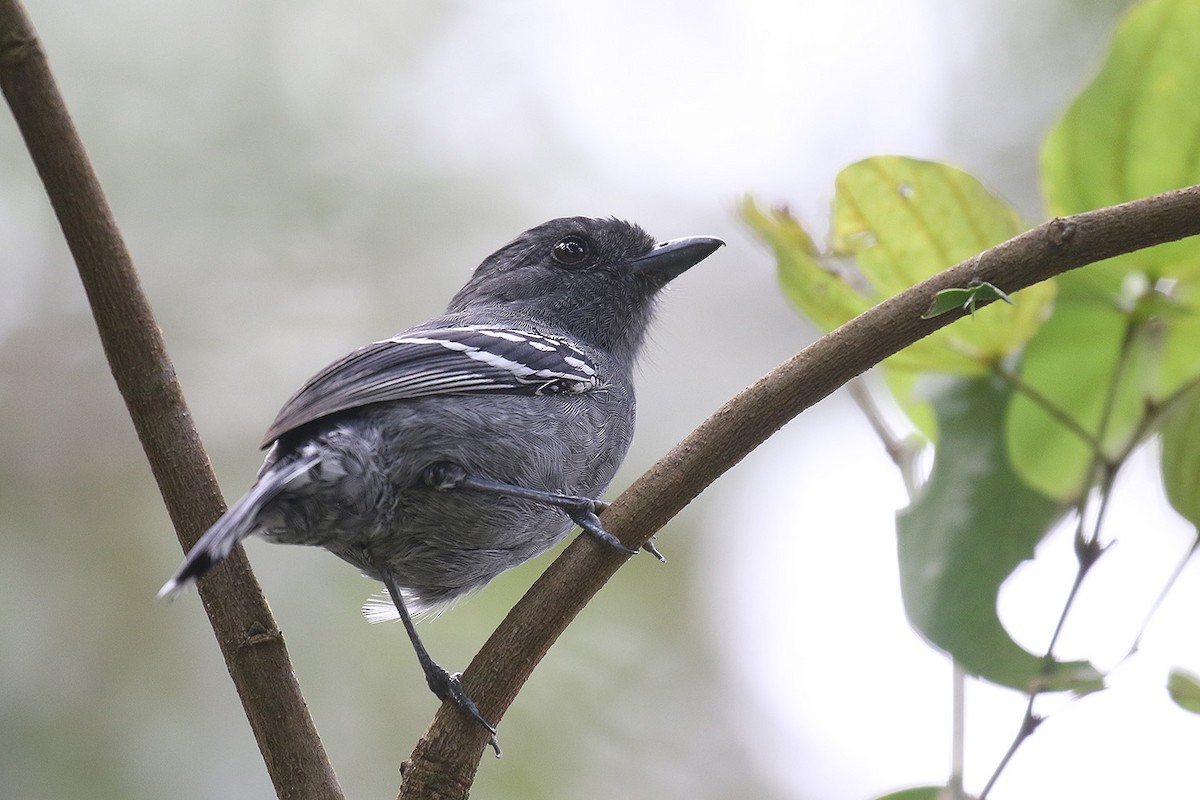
[845,376,925,496]
[949,661,967,800]
[1125,536,1200,659]
[980,314,1143,797]
[978,699,1043,799]
[992,365,1102,451]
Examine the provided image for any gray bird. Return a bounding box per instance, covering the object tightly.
[159,216,723,753]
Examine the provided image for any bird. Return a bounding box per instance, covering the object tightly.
[158,216,724,754]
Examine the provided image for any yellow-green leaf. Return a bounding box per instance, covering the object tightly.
[833,158,1055,376]
[1160,381,1200,526]
[1043,0,1200,281]
[740,197,871,332]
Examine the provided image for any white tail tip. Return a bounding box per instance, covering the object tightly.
[156,577,189,601]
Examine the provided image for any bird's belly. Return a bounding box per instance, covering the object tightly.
[257,392,632,610]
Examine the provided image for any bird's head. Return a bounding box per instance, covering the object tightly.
[446,217,723,363]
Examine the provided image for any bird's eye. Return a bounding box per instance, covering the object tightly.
[551,236,589,266]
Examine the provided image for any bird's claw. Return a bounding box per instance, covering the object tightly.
[425,666,501,757]
[569,508,638,555]
[571,499,662,560]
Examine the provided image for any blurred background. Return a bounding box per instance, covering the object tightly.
[5,0,1197,798]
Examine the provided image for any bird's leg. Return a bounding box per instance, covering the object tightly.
[378,567,501,758]
[422,462,645,556]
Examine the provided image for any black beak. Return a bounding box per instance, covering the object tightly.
[630,235,725,282]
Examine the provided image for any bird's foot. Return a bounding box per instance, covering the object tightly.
[564,503,638,556]
[424,665,501,758]
[421,461,644,557]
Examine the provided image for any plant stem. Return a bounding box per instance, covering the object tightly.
[949,662,966,800]
[846,376,925,496]
[0,3,343,797]
[1126,537,1200,659]
[980,313,1143,797]
[992,366,1102,451]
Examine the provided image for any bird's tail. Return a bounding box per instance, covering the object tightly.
[157,453,319,600]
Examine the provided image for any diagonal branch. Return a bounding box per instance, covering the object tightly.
[0,3,344,798]
[397,185,1200,798]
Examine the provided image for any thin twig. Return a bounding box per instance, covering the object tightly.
[977,516,1107,800]
[0,3,343,798]
[1126,537,1200,658]
[948,657,967,800]
[1117,376,1200,658]
[979,313,1143,798]
[979,700,1043,799]
[845,376,927,497]
[846,377,908,463]
[1107,380,1200,661]
[849,377,965,799]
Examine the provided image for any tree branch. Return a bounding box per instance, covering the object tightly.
[0,3,343,798]
[397,185,1200,798]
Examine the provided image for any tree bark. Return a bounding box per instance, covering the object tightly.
[0,3,344,798]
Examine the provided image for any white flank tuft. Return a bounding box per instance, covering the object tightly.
[361,594,401,623]
[361,590,459,623]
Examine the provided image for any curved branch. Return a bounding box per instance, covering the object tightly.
[0,3,344,798]
[398,185,1200,798]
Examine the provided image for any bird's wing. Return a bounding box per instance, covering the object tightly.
[260,325,600,446]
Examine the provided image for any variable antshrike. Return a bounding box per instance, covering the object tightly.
[159,216,723,754]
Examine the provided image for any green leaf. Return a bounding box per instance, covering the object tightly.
[923,281,1014,319]
[923,288,978,319]
[1168,668,1200,714]
[833,158,1021,295]
[1023,0,1200,501]
[896,376,1098,691]
[740,197,872,333]
[1006,273,1148,500]
[1160,380,1200,526]
[1043,0,1200,281]
[1005,261,1200,501]
[746,159,1057,381]
[1158,280,1200,400]
[833,157,1056,375]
